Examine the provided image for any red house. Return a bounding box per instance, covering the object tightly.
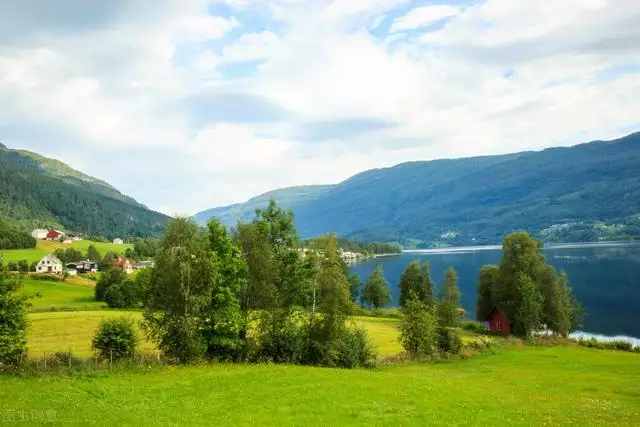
[484,307,511,336]
[46,230,62,240]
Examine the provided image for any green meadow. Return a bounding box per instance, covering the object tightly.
[20,278,104,313]
[1,347,638,426]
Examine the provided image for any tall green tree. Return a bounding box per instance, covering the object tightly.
[438,267,462,327]
[204,218,247,361]
[143,217,213,363]
[513,273,543,337]
[362,265,392,309]
[0,268,27,366]
[476,264,498,321]
[87,245,102,263]
[399,261,435,308]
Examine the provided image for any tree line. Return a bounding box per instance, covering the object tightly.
[302,238,402,255]
[0,220,36,250]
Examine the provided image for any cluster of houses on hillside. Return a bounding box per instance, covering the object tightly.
[31,229,125,245]
[35,254,154,276]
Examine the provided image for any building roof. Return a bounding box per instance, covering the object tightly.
[39,254,63,265]
[46,230,62,238]
[484,307,509,322]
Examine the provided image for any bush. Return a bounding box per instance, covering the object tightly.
[30,273,65,282]
[17,260,29,273]
[95,268,126,301]
[333,327,376,368]
[437,327,463,355]
[29,261,37,272]
[6,261,18,272]
[92,317,138,361]
[104,284,125,308]
[255,311,308,364]
[460,321,489,335]
[399,293,438,359]
[0,272,28,368]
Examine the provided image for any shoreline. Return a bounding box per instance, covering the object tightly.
[403,240,640,254]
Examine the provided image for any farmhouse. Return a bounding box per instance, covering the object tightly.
[115,256,135,274]
[46,230,63,240]
[113,238,124,245]
[484,307,511,336]
[66,260,99,274]
[31,229,48,239]
[36,254,63,274]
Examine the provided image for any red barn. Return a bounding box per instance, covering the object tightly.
[484,307,511,336]
[46,230,62,240]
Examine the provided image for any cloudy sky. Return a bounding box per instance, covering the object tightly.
[1,0,639,215]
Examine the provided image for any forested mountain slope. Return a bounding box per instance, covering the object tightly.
[195,132,640,246]
[0,144,169,238]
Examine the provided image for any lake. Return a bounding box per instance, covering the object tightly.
[349,242,640,340]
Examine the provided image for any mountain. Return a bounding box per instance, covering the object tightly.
[0,144,169,238]
[194,132,640,247]
[192,185,332,226]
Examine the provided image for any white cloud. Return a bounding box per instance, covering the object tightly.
[1,0,639,215]
[390,5,461,32]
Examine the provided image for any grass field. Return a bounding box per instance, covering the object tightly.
[1,346,638,425]
[2,239,133,264]
[20,278,104,313]
[26,311,400,359]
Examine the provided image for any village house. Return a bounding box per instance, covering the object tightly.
[113,238,124,245]
[31,229,48,240]
[66,260,99,275]
[134,260,155,269]
[484,307,511,336]
[115,256,135,274]
[46,230,64,241]
[36,254,63,274]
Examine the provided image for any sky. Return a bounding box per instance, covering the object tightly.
[1,0,639,216]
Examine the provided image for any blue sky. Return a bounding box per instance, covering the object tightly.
[0,0,639,215]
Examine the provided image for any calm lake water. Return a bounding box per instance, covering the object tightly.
[349,242,640,339]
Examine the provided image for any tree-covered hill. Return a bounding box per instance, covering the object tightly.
[194,132,640,247]
[0,144,169,238]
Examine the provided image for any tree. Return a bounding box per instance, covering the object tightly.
[399,292,437,359]
[362,265,392,309]
[95,268,127,301]
[348,273,362,303]
[0,268,27,366]
[17,260,29,273]
[6,261,18,272]
[476,264,498,321]
[438,267,462,327]
[203,218,246,361]
[92,317,138,361]
[87,245,102,263]
[513,273,543,337]
[143,217,213,363]
[399,261,435,308]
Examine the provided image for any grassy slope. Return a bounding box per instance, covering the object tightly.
[20,278,103,312]
[1,347,638,426]
[2,239,133,264]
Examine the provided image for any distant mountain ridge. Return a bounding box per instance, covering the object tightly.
[194,132,640,247]
[0,144,169,238]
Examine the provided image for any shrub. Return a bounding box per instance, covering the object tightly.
[437,327,463,355]
[333,327,376,368]
[6,261,18,272]
[0,272,28,368]
[30,273,65,282]
[460,321,489,335]
[92,317,138,361]
[399,293,438,359]
[576,337,635,352]
[17,260,29,273]
[95,268,126,301]
[255,311,308,364]
[29,261,37,272]
[104,284,125,308]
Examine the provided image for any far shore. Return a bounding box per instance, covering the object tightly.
[404,240,640,254]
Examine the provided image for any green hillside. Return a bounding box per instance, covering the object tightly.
[195,132,640,246]
[0,144,169,238]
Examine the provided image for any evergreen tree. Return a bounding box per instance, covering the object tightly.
[362,265,392,309]
[438,267,462,327]
[399,261,435,307]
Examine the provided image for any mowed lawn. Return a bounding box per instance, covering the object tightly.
[1,347,638,426]
[26,311,400,359]
[2,239,133,264]
[20,278,104,312]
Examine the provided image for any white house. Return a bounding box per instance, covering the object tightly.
[36,254,63,274]
[31,229,48,240]
[113,238,124,245]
